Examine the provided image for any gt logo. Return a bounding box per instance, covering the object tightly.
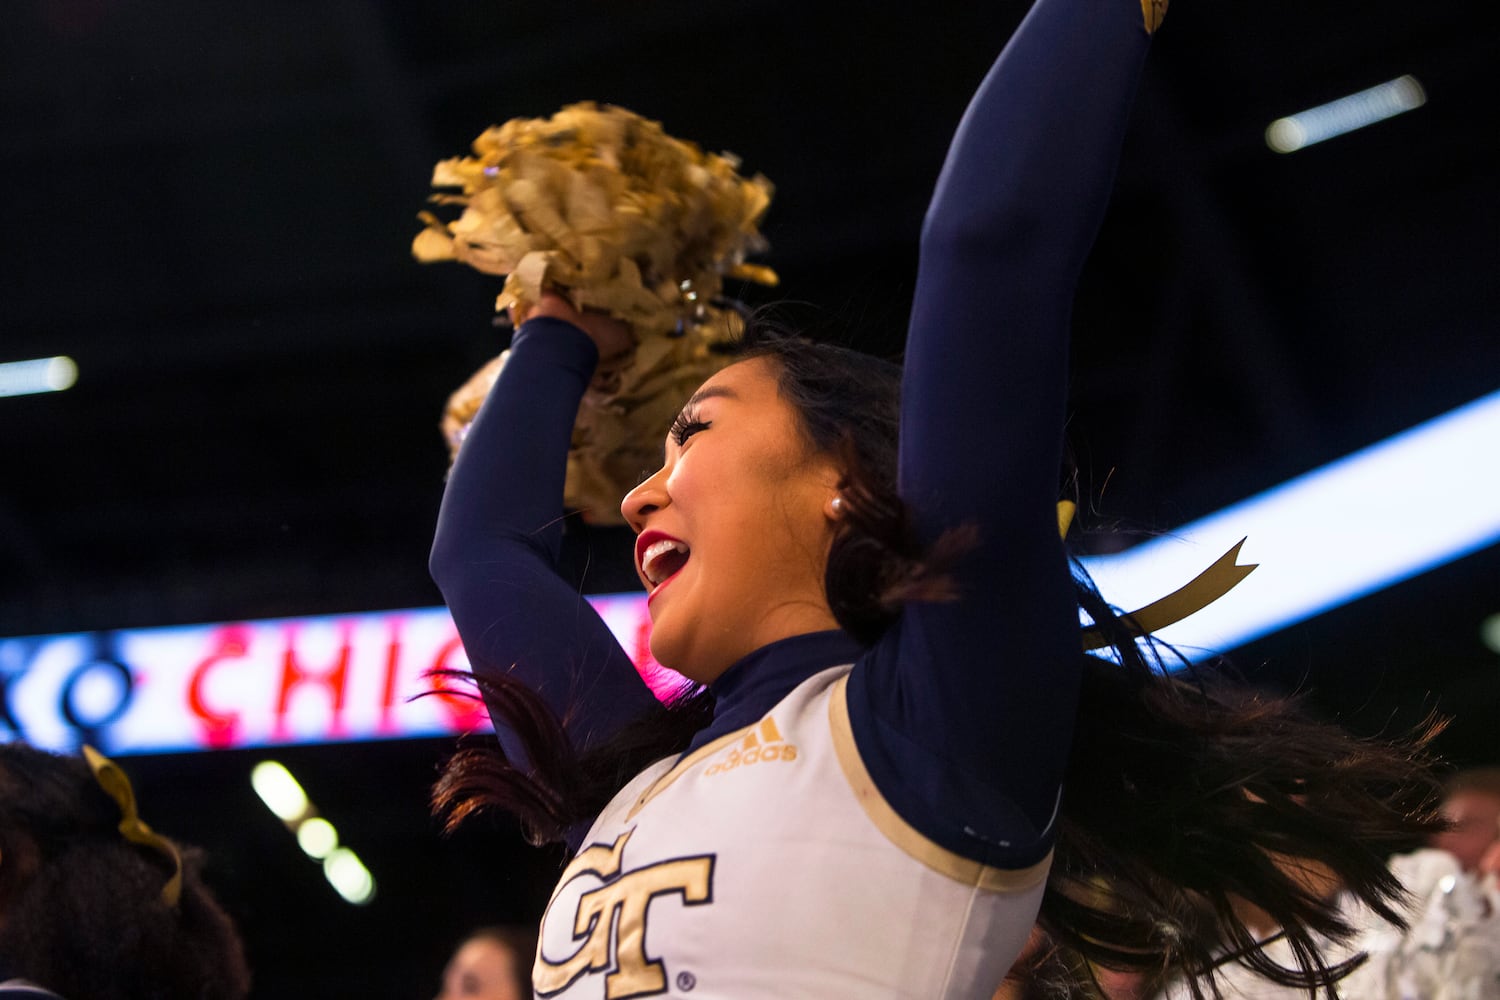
[535,829,715,998]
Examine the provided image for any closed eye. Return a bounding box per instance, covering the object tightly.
[669,408,711,446]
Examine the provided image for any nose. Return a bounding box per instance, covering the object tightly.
[621,465,669,532]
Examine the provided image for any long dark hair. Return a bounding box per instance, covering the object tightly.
[0,742,251,1000]
[434,325,1443,997]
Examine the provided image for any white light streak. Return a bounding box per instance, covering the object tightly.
[1082,388,1500,659]
[1482,614,1500,656]
[250,761,309,823]
[296,817,339,860]
[323,847,376,905]
[1266,75,1425,153]
[0,356,78,398]
[253,764,372,904]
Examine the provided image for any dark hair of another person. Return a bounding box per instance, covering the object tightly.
[464,925,538,998]
[432,322,1445,999]
[0,742,250,1000]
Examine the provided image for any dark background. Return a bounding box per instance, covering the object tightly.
[2,0,1497,996]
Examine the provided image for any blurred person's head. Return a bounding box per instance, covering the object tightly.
[435,925,535,1000]
[1479,839,1500,877]
[0,742,249,1000]
[1430,767,1500,871]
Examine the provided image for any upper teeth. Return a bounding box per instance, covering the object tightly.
[641,539,689,585]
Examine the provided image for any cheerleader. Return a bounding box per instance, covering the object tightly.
[426,0,1442,995]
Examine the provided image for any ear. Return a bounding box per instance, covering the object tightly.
[814,454,846,523]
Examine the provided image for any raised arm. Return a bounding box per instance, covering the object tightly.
[848,0,1156,866]
[430,316,656,768]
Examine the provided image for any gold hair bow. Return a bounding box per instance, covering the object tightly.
[83,745,183,908]
[1056,501,1258,651]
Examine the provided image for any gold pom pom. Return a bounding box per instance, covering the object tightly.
[440,353,506,455]
[414,102,776,338]
[421,104,777,521]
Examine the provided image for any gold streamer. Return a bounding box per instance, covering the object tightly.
[1081,538,1257,651]
[1141,0,1169,34]
[1057,500,1078,539]
[1060,502,1253,648]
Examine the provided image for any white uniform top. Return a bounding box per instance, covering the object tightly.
[533,665,1050,999]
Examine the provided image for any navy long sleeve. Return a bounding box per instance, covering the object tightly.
[430,321,656,768]
[848,0,1151,867]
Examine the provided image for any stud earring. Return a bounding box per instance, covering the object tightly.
[830,496,844,515]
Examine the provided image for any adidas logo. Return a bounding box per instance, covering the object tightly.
[704,718,797,776]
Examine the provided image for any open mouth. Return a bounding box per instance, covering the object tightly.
[638,535,691,589]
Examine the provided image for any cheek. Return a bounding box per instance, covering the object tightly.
[663,459,695,504]
[664,428,829,590]
[664,445,747,518]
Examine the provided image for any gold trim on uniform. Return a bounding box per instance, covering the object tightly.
[626,727,748,820]
[626,716,801,816]
[827,675,1053,893]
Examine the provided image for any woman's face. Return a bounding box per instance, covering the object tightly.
[621,357,843,682]
[1432,790,1500,871]
[435,937,523,1000]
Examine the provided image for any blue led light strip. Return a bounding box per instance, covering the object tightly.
[1082,388,1500,657]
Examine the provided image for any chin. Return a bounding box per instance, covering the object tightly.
[649,630,729,686]
[647,623,689,676]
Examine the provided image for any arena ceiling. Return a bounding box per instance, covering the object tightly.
[2,0,1496,994]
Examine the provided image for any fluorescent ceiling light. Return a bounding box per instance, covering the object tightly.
[297,817,339,860]
[0,356,77,398]
[1267,75,1425,153]
[253,762,374,903]
[1082,388,1500,658]
[323,847,376,905]
[250,761,309,822]
[1482,613,1500,656]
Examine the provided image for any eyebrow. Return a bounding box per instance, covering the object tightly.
[684,385,739,408]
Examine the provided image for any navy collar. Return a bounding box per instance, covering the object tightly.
[687,630,864,752]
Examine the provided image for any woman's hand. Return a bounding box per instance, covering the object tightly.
[512,291,635,361]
